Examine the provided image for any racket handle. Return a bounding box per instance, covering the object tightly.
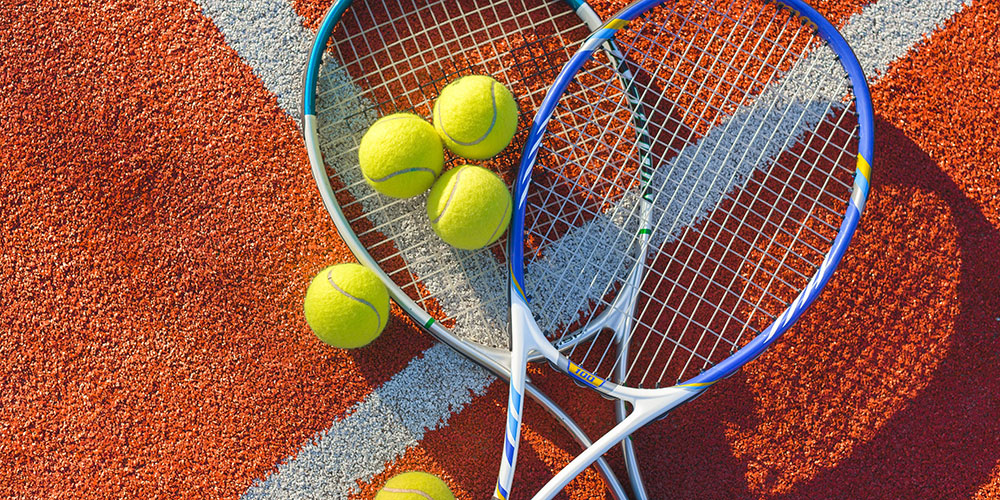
[494,300,532,500]
[615,399,649,500]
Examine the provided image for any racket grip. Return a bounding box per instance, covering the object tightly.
[494,300,532,500]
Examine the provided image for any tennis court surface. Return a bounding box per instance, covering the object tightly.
[2,0,998,498]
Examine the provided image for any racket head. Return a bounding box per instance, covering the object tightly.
[509,0,874,394]
[301,0,602,357]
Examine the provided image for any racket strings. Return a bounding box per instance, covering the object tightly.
[638,70,856,385]
[644,102,858,386]
[526,0,792,290]
[313,0,589,349]
[523,0,860,388]
[527,0,797,340]
[632,59,854,387]
[324,0,577,113]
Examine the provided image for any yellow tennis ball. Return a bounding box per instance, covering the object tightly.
[433,75,518,160]
[359,113,444,198]
[426,165,512,250]
[374,471,455,500]
[303,263,389,349]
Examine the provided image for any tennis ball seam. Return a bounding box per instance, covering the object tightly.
[381,488,436,500]
[364,167,438,183]
[429,167,465,224]
[326,269,383,330]
[434,79,498,146]
[486,193,512,243]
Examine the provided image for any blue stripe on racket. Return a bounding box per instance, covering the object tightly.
[496,0,873,497]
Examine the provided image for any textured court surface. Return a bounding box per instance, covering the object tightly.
[2,0,999,498]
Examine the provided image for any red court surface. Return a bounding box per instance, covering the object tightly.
[1,0,997,498]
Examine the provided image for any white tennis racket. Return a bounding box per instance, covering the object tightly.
[300,1,656,497]
[495,0,874,497]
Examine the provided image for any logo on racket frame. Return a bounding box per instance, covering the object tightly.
[568,362,606,388]
[767,0,819,31]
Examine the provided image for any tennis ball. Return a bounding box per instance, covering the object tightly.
[433,75,518,160]
[374,471,455,500]
[303,263,389,349]
[359,113,444,198]
[426,165,512,250]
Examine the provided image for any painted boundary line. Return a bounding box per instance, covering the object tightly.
[242,343,493,499]
[190,0,971,498]
[187,0,498,496]
[193,0,313,120]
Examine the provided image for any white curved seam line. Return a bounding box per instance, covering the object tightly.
[487,196,512,244]
[431,167,466,224]
[327,269,383,329]
[366,167,438,183]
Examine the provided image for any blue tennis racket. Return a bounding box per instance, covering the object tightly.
[299,0,658,497]
[495,0,874,498]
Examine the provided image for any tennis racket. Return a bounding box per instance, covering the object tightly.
[495,0,874,497]
[299,1,652,497]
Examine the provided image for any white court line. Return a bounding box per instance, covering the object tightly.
[193,0,313,120]
[241,343,493,499]
[529,0,973,332]
[190,0,970,498]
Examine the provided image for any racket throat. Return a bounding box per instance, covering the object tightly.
[532,391,695,500]
[599,255,647,344]
[555,245,649,350]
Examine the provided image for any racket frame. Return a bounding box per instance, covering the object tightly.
[299,1,646,498]
[497,0,874,497]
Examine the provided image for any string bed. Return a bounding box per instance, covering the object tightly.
[312,0,591,348]
[522,0,860,388]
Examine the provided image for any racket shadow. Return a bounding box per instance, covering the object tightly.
[631,377,758,500]
[765,116,1000,499]
[615,117,1000,500]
